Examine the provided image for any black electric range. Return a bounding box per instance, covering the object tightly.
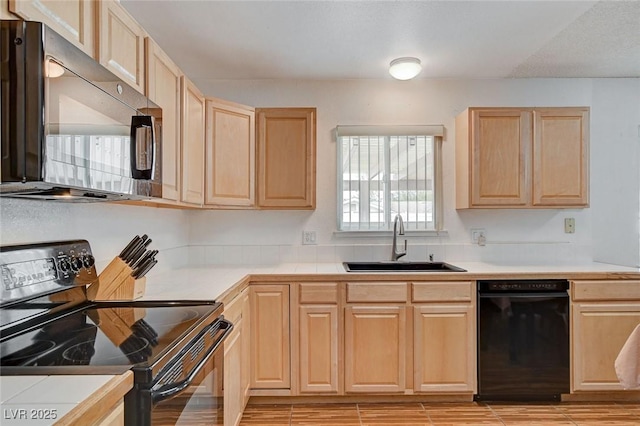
[0,240,232,425]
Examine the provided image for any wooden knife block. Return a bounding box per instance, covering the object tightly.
[87,257,146,301]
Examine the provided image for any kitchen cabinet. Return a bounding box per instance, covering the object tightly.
[256,108,316,209]
[180,77,205,205]
[455,107,589,209]
[532,108,589,206]
[344,305,406,393]
[146,38,182,202]
[571,280,640,392]
[412,282,476,393]
[97,0,146,94]
[224,288,249,426]
[250,284,290,390]
[9,0,95,57]
[205,99,255,207]
[344,283,407,393]
[296,283,340,394]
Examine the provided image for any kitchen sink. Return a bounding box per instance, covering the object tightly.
[343,261,467,273]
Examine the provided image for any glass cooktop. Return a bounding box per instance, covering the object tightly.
[0,301,221,374]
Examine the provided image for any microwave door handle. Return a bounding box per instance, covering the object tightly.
[130,115,155,179]
[150,319,233,405]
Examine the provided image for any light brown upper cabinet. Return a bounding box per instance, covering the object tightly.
[456,107,589,209]
[145,38,182,202]
[180,77,205,206]
[10,0,95,57]
[205,99,255,207]
[256,108,316,209]
[97,0,146,94]
[532,108,589,206]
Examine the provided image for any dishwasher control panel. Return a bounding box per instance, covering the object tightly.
[479,279,569,293]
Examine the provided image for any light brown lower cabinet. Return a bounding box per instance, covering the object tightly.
[250,284,290,390]
[571,280,640,392]
[298,304,339,393]
[344,305,407,393]
[224,288,249,426]
[224,326,243,426]
[413,304,475,392]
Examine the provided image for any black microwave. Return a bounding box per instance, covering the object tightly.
[0,20,162,201]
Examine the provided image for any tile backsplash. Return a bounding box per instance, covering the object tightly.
[184,242,593,266]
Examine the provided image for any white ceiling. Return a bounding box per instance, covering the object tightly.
[120,0,640,80]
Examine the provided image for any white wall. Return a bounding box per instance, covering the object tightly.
[1,78,638,268]
[590,79,640,267]
[0,199,191,272]
[190,77,640,266]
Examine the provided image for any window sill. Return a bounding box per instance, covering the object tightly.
[333,230,449,238]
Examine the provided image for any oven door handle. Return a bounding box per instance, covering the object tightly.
[151,318,233,404]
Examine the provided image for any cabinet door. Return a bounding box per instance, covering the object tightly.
[250,284,290,389]
[256,108,316,209]
[470,109,531,206]
[299,304,339,393]
[146,38,182,201]
[205,99,255,207]
[344,306,406,393]
[414,304,475,392]
[10,0,95,57]
[572,302,640,391]
[224,326,243,426]
[240,290,251,405]
[98,0,145,93]
[533,108,589,206]
[180,77,205,205]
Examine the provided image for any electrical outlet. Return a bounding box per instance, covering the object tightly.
[302,231,317,245]
[471,228,486,245]
[564,218,575,234]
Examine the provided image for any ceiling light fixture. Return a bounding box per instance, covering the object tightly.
[389,57,422,80]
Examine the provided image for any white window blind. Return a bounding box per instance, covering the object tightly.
[336,125,443,232]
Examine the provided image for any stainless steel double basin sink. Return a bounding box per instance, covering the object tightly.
[343,261,467,273]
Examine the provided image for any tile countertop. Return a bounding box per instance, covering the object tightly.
[0,373,132,425]
[140,261,640,302]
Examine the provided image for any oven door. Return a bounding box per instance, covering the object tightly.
[129,317,232,426]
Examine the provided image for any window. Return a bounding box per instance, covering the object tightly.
[336,125,443,232]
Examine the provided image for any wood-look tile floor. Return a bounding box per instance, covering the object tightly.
[239,402,640,426]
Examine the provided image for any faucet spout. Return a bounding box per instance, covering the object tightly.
[391,214,407,261]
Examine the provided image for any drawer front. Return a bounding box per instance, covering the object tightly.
[572,280,640,301]
[224,290,246,324]
[412,281,473,303]
[346,282,407,303]
[299,283,339,304]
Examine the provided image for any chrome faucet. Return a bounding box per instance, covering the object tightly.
[391,214,407,261]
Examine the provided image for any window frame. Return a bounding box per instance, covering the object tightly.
[335,125,444,233]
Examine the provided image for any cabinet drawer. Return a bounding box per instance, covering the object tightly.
[572,280,640,301]
[224,289,247,324]
[346,282,407,303]
[412,281,473,303]
[299,283,338,304]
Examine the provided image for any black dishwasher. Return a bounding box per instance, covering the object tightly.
[476,279,570,401]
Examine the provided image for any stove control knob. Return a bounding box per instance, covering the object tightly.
[70,257,83,272]
[82,254,95,268]
[59,258,71,273]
